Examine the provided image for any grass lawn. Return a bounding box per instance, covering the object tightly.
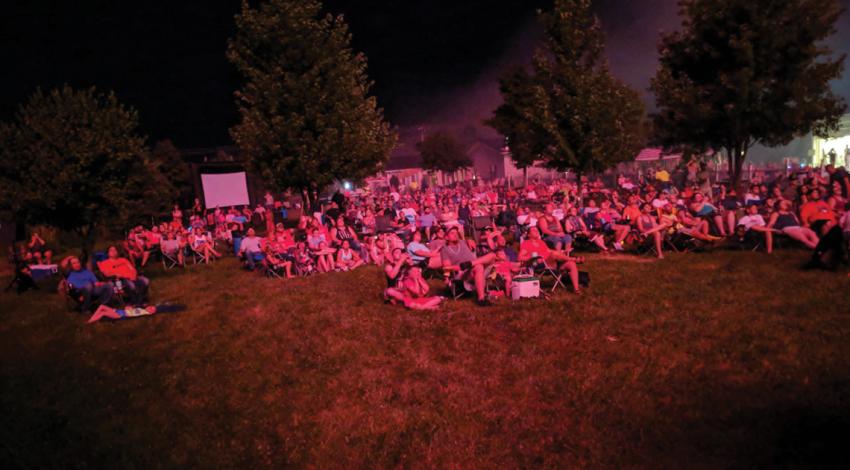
[2,249,849,467]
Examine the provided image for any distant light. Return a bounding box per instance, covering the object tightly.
[343,181,352,190]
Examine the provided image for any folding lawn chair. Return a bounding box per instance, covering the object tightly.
[190,247,208,265]
[470,215,494,244]
[443,265,495,300]
[161,248,181,269]
[526,257,566,293]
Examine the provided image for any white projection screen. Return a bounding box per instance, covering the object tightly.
[201,172,250,208]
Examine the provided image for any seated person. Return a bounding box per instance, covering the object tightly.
[563,206,608,251]
[26,232,53,265]
[145,226,162,251]
[636,203,670,259]
[719,187,742,235]
[806,214,848,270]
[293,241,315,273]
[264,239,293,278]
[189,230,221,263]
[335,239,364,271]
[406,230,442,269]
[800,189,837,228]
[598,200,631,251]
[160,231,185,266]
[418,206,437,240]
[518,226,584,294]
[399,266,443,310]
[306,227,327,251]
[313,241,336,272]
[689,192,726,237]
[61,256,112,313]
[330,217,362,252]
[767,200,819,250]
[384,247,412,304]
[124,227,151,267]
[271,224,296,250]
[238,228,264,270]
[539,204,572,250]
[441,226,499,306]
[97,245,150,306]
[735,204,775,253]
[370,234,390,265]
[676,206,720,242]
[490,233,521,298]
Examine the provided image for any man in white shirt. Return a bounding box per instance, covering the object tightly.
[238,228,264,269]
[736,205,775,253]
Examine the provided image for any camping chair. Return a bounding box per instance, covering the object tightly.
[262,252,291,279]
[375,215,395,234]
[57,278,123,312]
[190,245,209,265]
[293,254,316,277]
[161,247,181,269]
[668,230,704,253]
[627,229,662,258]
[443,264,494,300]
[58,278,84,312]
[524,257,566,293]
[284,208,303,229]
[470,216,494,243]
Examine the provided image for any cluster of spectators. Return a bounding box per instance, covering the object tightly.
[34,161,850,315]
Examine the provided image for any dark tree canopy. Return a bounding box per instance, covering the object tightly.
[417,131,472,173]
[491,0,646,182]
[227,0,396,197]
[0,85,167,251]
[651,0,847,187]
[150,139,193,207]
[486,66,548,175]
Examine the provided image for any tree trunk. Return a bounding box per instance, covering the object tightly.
[726,144,746,196]
[301,187,311,210]
[523,167,528,188]
[575,170,583,207]
[79,224,97,270]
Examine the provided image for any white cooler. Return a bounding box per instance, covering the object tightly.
[511,275,540,300]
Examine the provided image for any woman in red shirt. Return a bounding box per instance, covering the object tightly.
[519,226,584,294]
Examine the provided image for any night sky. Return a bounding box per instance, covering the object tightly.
[2,0,849,148]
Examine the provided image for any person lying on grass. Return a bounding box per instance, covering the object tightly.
[87,303,186,323]
[519,226,584,295]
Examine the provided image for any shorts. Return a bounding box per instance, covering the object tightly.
[545,234,573,247]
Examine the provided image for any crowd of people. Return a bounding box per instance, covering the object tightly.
[28,161,850,316]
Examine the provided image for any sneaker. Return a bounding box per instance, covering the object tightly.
[613,242,624,251]
[476,298,492,307]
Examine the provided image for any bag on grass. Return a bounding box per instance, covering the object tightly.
[578,271,590,288]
